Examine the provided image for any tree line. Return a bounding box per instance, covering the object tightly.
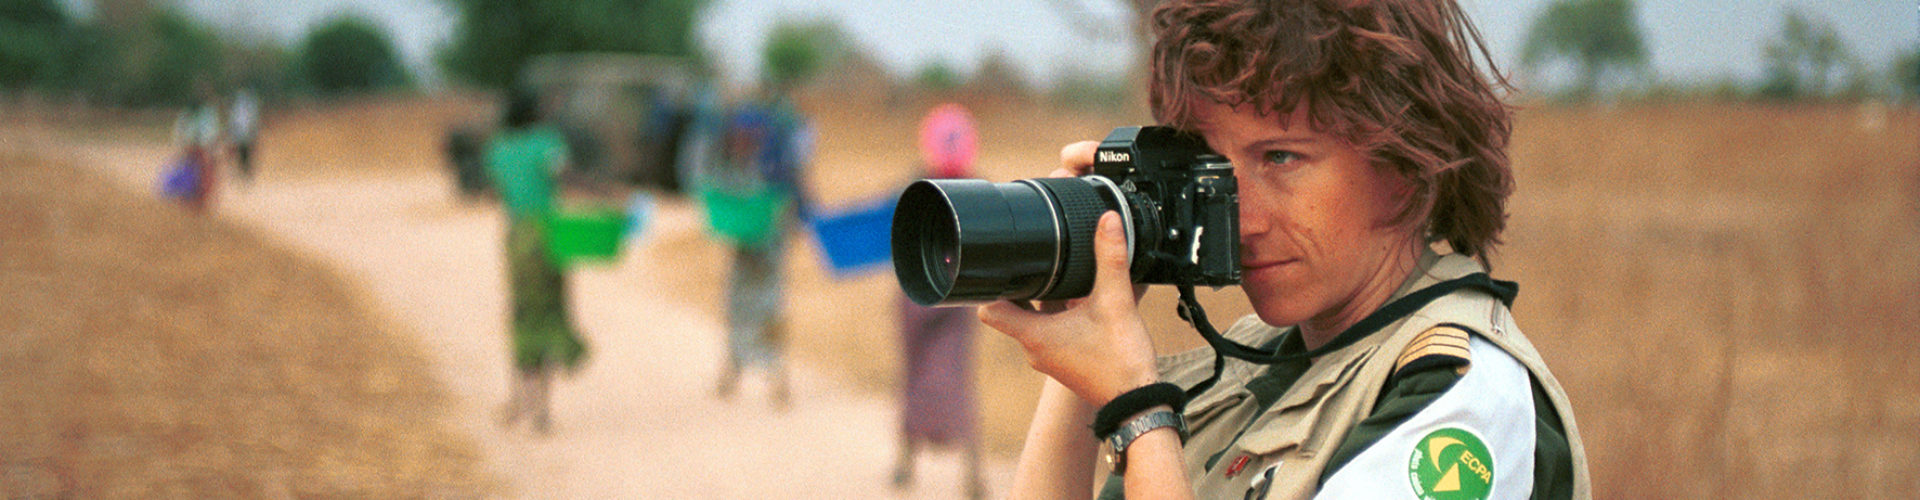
[6,0,1914,107]
[1520,0,1919,101]
[0,0,412,106]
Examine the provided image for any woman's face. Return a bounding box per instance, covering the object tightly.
[1191,101,1422,332]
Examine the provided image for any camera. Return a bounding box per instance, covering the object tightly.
[893,126,1241,306]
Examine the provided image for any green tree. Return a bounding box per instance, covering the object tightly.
[2,1,256,106]
[1759,10,1856,99]
[129,10,223,105]
[0,0,66,25]
[224,37,295,94]
[911,60,962,92]
[1896,45,1920,98]
[1520,0,1650,98]
[761,20,846,89]
[0,0,73,90]
[436,0,709,88]
[93,0,152,32]
[40,22,124,97]
[298,16,410,94]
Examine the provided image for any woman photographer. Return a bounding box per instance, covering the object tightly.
[981,1,1589,498]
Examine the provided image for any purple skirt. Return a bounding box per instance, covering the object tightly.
[898,295,977,445]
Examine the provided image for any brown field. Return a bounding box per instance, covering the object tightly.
[0,148,490,497]
[1503,103,1920,497]
[6,92,1916,497]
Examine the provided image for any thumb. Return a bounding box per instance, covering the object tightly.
[1089,211,1134,304]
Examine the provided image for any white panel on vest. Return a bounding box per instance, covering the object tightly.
[1308,335,1536,500]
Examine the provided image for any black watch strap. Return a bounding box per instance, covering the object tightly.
[1092,382,1188,439]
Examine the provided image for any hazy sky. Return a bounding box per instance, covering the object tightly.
[151,0,1920,89]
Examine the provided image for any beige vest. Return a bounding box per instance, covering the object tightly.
[1103,254,1591,499]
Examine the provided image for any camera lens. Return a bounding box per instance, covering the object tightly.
[892,177,1127,306]
[921,215,959,286]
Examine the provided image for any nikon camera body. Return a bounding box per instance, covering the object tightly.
[893,126,1241,306]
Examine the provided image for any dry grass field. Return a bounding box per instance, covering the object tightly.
[0,148,490,497]
[1502,103,1920,497]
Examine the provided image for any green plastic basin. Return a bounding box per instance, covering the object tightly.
[545,208,626,267]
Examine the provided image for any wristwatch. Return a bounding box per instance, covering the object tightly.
[1104,409,1189,475]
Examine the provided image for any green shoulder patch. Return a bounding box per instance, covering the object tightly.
[1407,427,1494,500]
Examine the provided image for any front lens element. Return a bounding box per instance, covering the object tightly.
[921,213,960,290]
[893,179,1062,305]
[892,177,1126,306]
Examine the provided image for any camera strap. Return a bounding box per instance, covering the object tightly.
[1174,273,1518,400]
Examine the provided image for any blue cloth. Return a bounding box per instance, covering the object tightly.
[159,156,200,200]
[807,197,895,276]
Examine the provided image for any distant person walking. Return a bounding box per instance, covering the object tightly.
[228,87,261,184]
[171,86,222,214]
[891,103,984,499]
[485,88,589,435]
[704,90,814,409]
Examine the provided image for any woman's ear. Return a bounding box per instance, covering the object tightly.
[1384,161,1422,198]
[1390,173,1417,199]
[1375,164,1429,233]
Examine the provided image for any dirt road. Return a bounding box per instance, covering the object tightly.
[56,136,1011,498]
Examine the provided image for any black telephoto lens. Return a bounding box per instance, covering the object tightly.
[892,177,1123,306]
[922,215,959,285]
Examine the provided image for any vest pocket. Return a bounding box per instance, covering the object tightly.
[1235,396,1325,459]
[1184,391,1247,428]
[1269,345,1377,415]
[1236,348,1377,457]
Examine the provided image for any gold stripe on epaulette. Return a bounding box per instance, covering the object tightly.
[1395,326,1473,372]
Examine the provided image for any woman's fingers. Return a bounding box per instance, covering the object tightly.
[1089,211,1136,311]
[1059,141,1100,176]
[977,300,1037,338]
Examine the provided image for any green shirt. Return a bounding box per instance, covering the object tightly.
[485,126,569,219]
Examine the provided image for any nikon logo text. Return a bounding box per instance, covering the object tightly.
[1098,150,1131,163]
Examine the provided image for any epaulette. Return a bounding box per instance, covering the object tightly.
[1393,325,1473,377]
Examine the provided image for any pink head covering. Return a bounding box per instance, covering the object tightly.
[918,103,978,179]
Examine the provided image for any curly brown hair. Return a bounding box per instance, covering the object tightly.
[1148,0,1514,262]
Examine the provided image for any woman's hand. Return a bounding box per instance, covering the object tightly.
[1047,140,1100,178]
[978,142,1158,406]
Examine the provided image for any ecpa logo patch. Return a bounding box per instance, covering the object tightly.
[1407,427,1494,500]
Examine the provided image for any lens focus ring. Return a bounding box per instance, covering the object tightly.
[1029,177,1113,300]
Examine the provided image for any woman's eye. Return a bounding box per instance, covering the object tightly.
[1262,151,1300,167]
